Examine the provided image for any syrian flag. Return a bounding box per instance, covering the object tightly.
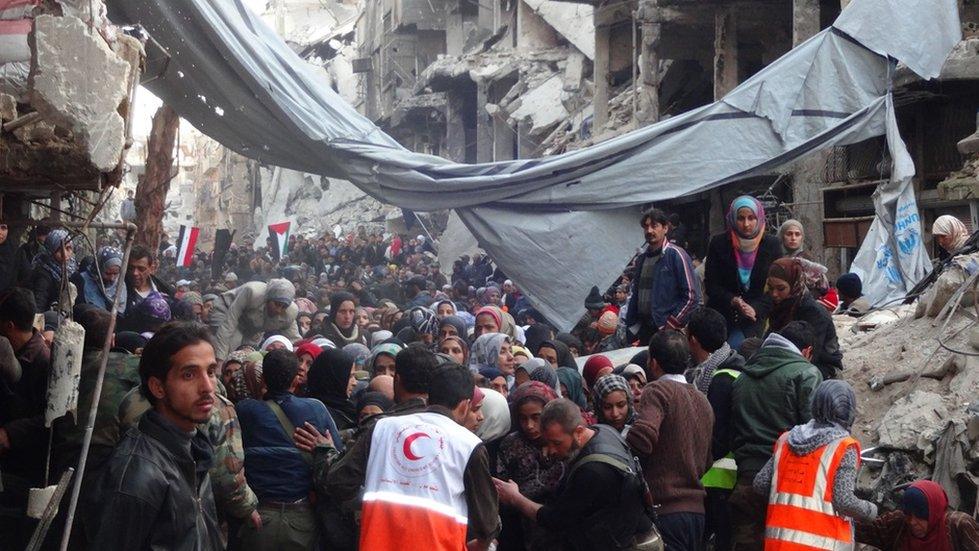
[268,221,290,261]
[175,224,200,268]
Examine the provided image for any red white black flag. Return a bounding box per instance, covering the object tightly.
[175,224,200,267]
[268,221,290,261]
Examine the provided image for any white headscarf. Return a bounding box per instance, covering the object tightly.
[475,388,510,443]
[260,335,294,352]
[932,215,970,251]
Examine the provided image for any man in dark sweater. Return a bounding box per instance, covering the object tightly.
[494,398,655,550]
[627,329,714,551]
[686,307,746,551]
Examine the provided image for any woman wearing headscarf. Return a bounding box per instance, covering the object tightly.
[469,332,515,380]
[72,246,127,312]
[754,380,877,549]
[225,353,265,404]
[343,342,372,371]
[31,228,77,312]
[705,196,782,346]
[777,219,807,258]
[355,391,393,424]
[529,364,561,396]
[368,341,403,378]
[475,387,510,470]
[473,306,503,339]
[496,381,565,550]
[407,306,440,346]
[932,215,972,261]
[307,347,358,431]
[536,339,575,370]
[554,333,583,357]
[438,315,468,341]
[766,257,843,379]
[321,291,367,347]
[431,299,457,318]
[438,335,469,367]
[856,479,979,551]
[593,374,635,435]
[556,367,589,411]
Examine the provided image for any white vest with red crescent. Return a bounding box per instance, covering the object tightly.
[361,411,481,551]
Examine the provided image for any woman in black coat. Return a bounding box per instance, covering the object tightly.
[31,228,76,313]
[766,258,844,379]
[704,196,782,346]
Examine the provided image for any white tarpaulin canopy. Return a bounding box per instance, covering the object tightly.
[109,0,961,329]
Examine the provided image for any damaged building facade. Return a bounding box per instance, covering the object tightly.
[0,0,142,238]
[353,0,978,278]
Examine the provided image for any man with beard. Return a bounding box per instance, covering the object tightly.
[624,207,700,344]
[89,322,224,549]
[494,399,657,551]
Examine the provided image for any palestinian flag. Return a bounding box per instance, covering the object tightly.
[175,224,200,268]
[268,221,290,261]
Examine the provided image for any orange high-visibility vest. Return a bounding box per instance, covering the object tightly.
[764,432,861,551]
[360,411,482,551]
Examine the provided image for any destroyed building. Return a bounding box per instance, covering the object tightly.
[0,0,143,237]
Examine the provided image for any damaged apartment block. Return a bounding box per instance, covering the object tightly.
[0,0,142,231]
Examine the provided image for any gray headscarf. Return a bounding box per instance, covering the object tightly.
[811,379,857,430]
[469,332,509,373]
[529,364,560,395]
[787,379,857,453]
[778,219,805,256]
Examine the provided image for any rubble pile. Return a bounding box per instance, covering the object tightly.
[0,0,141,188]
[840,260,979,512]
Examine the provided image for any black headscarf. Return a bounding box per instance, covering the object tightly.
[539,339,575,369]
[307,347,357,420]
[555,332,584,355]
[524,323,554,355]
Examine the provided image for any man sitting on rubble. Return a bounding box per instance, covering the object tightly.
[728,320,822,550]
[836,273,871,317]
[208,277,301,361]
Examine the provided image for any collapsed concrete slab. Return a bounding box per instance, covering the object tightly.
[29,14,131,171]
[877,390,949,455]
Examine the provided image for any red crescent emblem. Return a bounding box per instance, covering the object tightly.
[403,432,430,461]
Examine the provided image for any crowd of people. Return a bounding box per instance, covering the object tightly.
[0,200,976,550]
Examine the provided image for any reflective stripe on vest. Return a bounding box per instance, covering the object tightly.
[764,434,860,551]
[360,411,482,551]
[700,369,741,490]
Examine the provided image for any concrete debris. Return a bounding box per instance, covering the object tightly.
[11,118,56,142]
[877,390,949,455]
[0,61,29,101]
[0,93,16,122]
[857,451,923,511]
[914,252,979,318]
[521,0,595,59]
[508,75,568,136]
[30,14,131,171]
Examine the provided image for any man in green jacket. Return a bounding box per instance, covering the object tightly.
[729,321,823,551]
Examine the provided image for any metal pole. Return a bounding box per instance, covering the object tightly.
[58,221,137,551]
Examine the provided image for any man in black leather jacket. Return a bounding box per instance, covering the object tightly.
[88,322,223,550]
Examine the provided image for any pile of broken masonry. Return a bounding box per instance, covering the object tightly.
[840,251,979,515]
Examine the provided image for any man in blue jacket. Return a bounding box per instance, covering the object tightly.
[236,349,342,550]
[626,208,700,344]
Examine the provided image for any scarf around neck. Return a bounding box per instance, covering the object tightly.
[726,196,766,291]
[694,342,732,394]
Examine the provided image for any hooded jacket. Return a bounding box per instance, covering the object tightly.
[209,280,301,360]
[731,333,822,476]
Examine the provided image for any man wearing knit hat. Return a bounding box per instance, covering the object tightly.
[836,273,870,316]
[209,278,301,361]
